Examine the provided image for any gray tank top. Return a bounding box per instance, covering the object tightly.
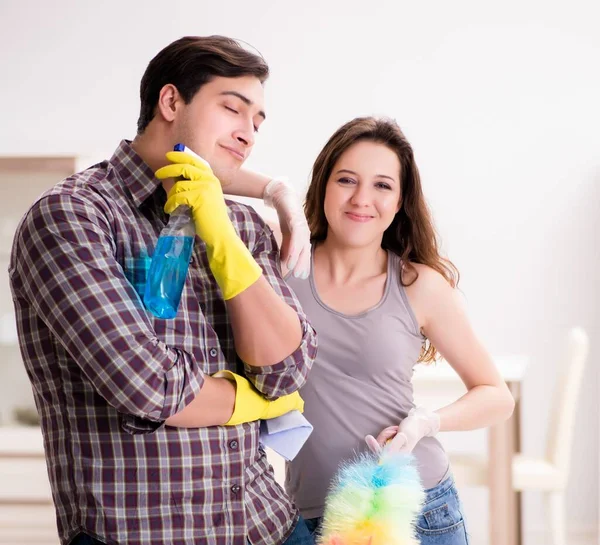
[285,250,450,519]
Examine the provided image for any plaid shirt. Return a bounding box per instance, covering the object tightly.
[9,140,317,545]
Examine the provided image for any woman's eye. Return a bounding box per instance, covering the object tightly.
[376,182,392,190]
[224,106,239,114]
[338,177,356,185]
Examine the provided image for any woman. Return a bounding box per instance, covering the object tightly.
[227,117,514,544]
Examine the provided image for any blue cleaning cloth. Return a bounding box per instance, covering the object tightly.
[259,410,313,461]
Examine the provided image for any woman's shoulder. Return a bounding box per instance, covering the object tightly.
[399,261,456,330]
[401,261,451,293]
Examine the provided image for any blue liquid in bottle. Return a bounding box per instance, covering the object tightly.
[144,206,195,319]
[144,143,209,319]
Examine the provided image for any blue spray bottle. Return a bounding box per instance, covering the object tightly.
[143,143,207,319]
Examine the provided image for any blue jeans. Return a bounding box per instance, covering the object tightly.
[246,515,314,545]
[72,518,315,545]
[306,476,470,545]
[280,515,315,545]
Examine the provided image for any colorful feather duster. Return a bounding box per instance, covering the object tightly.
[318,451,425,545]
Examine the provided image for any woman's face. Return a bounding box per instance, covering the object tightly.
[323,141,401,249]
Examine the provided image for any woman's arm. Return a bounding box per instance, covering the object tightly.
[221,168,284,252]
[222,168,311,279]
[408,265,515,431]
[223,167,272,198]
[366,263,515,454]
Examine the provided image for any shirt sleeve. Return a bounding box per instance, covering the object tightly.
[240,219,318,399]
[8,192,205,431]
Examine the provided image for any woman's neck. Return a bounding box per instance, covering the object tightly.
[315,237,387,285]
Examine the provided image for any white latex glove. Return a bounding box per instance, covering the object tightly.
[365,407,441,455]
[263,177,311,279]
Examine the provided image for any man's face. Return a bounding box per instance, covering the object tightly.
[174,75,266,181]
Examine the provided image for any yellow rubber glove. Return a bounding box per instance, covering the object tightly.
[213,370,304,426]
[155,151,262,300]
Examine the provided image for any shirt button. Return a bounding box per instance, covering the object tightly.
[231,484,241,494]
[229,440,239,450]
[189,255,195,265]
[209,348,218,358]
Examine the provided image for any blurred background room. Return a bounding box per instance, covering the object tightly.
[0,1,598,544]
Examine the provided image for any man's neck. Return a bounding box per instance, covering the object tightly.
[131,129,174,194]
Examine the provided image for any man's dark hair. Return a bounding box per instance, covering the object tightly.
[137,35,269,133]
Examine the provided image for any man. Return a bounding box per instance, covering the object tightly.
[9,36,317,545]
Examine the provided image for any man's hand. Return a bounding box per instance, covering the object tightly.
[214,370,304,425]
[155,151,262,300]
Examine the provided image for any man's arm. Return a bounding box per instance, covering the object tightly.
[227,207,318,398]
[164,375,235,427]
[9,193,234,430]
[155,152,317,399]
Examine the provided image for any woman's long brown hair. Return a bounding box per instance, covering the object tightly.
[305,117,459,363]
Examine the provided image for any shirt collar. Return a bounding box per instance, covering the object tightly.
[109,140,163,208]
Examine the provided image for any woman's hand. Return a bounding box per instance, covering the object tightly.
[263,178,311,279]
[365,407,441,455]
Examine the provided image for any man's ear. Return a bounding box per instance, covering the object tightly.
[156,84,181,123]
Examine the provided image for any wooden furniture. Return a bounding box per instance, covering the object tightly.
[449,328,589,545]
[412,355,530,545]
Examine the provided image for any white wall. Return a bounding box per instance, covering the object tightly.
[1,0,599,540]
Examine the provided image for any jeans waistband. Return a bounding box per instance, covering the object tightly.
[423,474,455,501]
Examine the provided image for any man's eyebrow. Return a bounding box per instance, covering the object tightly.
[336,168,397,183]
[219,91,266,120]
